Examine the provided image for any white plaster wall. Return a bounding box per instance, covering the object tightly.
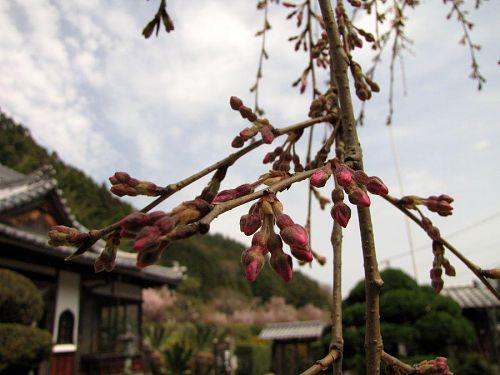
[53,270,80,347]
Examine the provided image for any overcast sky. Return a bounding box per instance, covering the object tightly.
[0,0,498,297]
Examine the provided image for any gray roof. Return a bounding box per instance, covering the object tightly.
[259,320,328,341]
[441,285,500,309]
[0,164,183,285]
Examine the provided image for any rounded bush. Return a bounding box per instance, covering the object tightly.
[0,323,52,369]
[0,268,44,324]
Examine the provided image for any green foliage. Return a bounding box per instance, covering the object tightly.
[0,268,44,325]
[452,353,495,375]
[0,323,52,370]
[345,268,418,305]
[235,342,271,375]
[343,268,478,372]
[0,112,133,229]
[163,341,193,374]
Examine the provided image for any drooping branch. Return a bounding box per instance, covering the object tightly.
[318,1,384,374]
[383,194,500,300]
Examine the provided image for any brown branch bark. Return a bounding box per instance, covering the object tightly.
[381,351,417,374]
[318,1,384,374]
[383,194,500,300]
[300,350,340,375]
[66,114,335,259]
[331,221,343,375]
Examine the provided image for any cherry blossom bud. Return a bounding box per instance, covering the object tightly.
[348,188,371,208]
[334,166,352,187]
[241,246,266,282]
[240,213,262,236]
[231,136,245,148]
[240,127,258,138]
[431,278,444,293]
[239,105,257,122]
[331,202,351,228]
[428,226,441,241]
[110,185,137,197]
[48,226,89,247]
[280,224,309,249]
[212,189,237,203]
[276,214,295,230]
[430,267,442,280]
[267,233,283,255]
[438,194,454,203]
[136,245,166,268]
[251,230,268,248]
[112,171,131,184]
[119,212,148,232]
[263,152,276,164]
[235,184,254,195]
[133,226,161,252]
[310,167,331,188]
[353,170,369,185]
[270,252,293,282]
[365,176,388,196]
[260,127,275,144]
[154,215,177,235]
[168,225,198,240]
[290,246,314,262]
[230,96,243,110]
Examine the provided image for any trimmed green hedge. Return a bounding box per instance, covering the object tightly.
[235,342,271,375]
[0,268,44,325]
[0,323,52,369]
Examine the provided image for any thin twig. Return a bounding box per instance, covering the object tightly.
[383,194,500,300]
[381,351,417,374]
[300,350,340,375]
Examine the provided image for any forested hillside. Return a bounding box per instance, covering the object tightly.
[0,110,330,308]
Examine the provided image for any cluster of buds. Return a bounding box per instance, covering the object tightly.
[430,240,455,293]
[212,183,254,204]
[415,357,453,375]
[308,89,338,118]
[48,226,90,247]
[240,193,314,283]
[109,172,165,197]
[94,232,120,273]
[118,198,211,268]
[400,194,454,217]
[229,96,275,147]
[309,159,388,227]
[350,61,380,101]
[263,145,303,173]
[310,32,330,69]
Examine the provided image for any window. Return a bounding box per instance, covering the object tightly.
[57,310,74,344]
[98,303,140,353]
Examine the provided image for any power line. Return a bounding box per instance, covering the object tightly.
[380,210,500,262]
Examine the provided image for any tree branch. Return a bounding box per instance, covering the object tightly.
[381,351,417,374]
[383,194,500,300]
[318,1,384,373]
[300,349,340,375]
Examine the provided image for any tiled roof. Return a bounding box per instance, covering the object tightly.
[0,164,183,285]
[441,285,500,309]
[259,320,328,341]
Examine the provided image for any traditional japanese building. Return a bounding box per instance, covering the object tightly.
[0,164,184,375]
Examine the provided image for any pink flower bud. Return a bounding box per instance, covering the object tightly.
[154,215,176,235]
[427,226,441,241]
[240,213,262,236]
[240,127,258,139]
[113,171,131,184]
[266,233,284,255]
[334,166,352,187]
[353,170,369,185]
[133,226,161,252]
[276,214,295,230]
[310,167,331,188]
[260,127,275,144]
[263,152,276,164]
[366,176,388,196]
[119,212,148,231]
[136,246,164,268]
[251,230,268,248]
[290,246,314,262]
[146,211,168,225]
[430,267,442,280]
[111,185,136,197]
[431,278,444,293]
[230,96,243,110]
[280,224,309,250]
[241,246,266,282]
[235,184,254,196]
[348,188,371,208]
[239,105,256,121]
[270,252,293,282]
[212,189,238,203]
[331,202,351,228]
[438,194,454,203]
[231,136,245,148]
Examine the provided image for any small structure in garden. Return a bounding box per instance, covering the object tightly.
[442,283,499,365]
[259,320,328,375]
[0,164,184,375]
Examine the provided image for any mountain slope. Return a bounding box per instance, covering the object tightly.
[0,110,330,308]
